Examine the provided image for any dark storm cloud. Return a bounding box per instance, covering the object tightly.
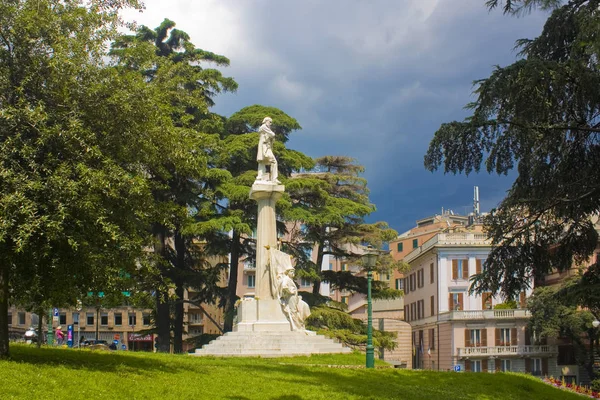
[123,0,548,233]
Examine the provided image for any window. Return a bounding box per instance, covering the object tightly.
[100,313,108,326]
[190,327,204,335]
[7,312,11,326]
[429,328,435,350]
[430,295,435,316]
[86,313,94,326]
[142,314,151,326]
[449,293,463,310]
[558,345,576,365]
[114,312,122,326]
[532,358,542,376]
[128,313,137,327]
[247,274,255,288]
[410,274,416,291]
[72,312,79,325]
[499,359,511,372]
[18,312,26,325]
[412,238,418,248]
[59,313,67,325]
[328,262,333,270]
[341,263,348,271]
[341,296,349,304]
[430,263,435,283]
[397,242,403,252]
[404,305,409,322]
[482,293,493,310]
[411,303,416,321]
[495,328,516,346]
[452,259,469,280]
[465,329,487,347]
[417,300,424,319]
[471,360,482,372]
[300,278,311,287]
[395,278,404,290]
[417,269,424,288]
[403,278,409,294]
[189,313,202,324]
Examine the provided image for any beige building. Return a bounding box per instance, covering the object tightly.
[402,229,560,375]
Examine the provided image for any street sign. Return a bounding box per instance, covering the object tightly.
[53,308,59,317]
[454,365,461,372]
[52,316,59,323]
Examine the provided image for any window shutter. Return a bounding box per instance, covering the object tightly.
[464,329,471,348]
[525,359,531,373]
[525,328,531,346]
[495,329,501,346]
[430,263,434,283]
[481,329,487,347]
[476,259,482,274]
[511,328,518,346]
[519,292,527,309]
[464,361,471,372]
[449,293,454,310]
[452,260,458,280]
[462,259,469,279]
[458,293,463,310]
[482,359,488,372]
[542,358,548,376]
[430,295,435,316]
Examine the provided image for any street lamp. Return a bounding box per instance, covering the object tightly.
[593,320,600,328]
[362,245,379,369]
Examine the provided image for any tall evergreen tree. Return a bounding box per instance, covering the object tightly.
[282,156,400,296]
[425,0,600,298]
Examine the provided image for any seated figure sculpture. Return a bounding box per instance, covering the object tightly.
[268,247,311,331]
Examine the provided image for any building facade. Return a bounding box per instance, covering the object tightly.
[403,230,558,375]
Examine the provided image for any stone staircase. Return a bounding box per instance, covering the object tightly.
[192,331,351,357]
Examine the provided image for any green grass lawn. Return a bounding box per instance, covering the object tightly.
[0,344,577,399]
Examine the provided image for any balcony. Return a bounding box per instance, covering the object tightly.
[405,232,491,262]
[457,345,557,358]
[243,262,256,271]
[438,309,530,322]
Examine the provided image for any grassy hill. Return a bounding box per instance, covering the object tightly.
[0,345,577,399]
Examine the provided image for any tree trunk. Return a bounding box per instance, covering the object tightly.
[0,263,9,358]
[173,230,185,354]
[153,224,171,353]
[223,231,241,333]
[37,306,43,348]
[312,243,324,295]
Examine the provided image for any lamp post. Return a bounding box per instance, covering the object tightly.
[76,300,82,349]
[363,245,379,369]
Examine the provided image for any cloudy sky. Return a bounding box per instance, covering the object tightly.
[121,0,548,234]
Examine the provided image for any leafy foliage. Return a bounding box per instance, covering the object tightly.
[425,0,600,298]
[305,305,397,351]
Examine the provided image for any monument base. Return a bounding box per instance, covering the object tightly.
[192,298,351,357]
[234,298,291,332]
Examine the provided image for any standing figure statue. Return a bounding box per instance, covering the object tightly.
[256,116,279,183]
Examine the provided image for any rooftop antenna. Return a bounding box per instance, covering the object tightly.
[473,186,480,218]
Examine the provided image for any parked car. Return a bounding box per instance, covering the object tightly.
[81,339,111,350]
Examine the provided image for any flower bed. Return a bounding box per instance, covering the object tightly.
[545,377,600,398]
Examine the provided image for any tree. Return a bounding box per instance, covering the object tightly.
[282,156,401,296]
[0,0,197,357]
[111,19,237,352]
[424,0,600,298]
[528,281,599,381]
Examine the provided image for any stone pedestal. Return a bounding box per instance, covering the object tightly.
[249,182,284,299]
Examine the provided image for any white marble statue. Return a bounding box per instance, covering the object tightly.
[268,247,311,331]
[256,116,279,183]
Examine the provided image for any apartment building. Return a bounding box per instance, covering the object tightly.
[402,229,559,375]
